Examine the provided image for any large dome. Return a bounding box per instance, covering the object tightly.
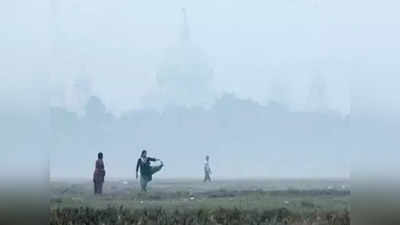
[155,9,214,108]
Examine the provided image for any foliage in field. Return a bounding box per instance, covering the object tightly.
[50,206,350,225]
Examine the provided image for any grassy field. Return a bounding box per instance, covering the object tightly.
[50,178,350,224]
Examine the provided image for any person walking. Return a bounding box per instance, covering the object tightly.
[204,155,212,182]
[93,152,106,195]
[136,150,164,192]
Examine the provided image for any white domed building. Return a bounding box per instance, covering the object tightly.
[147,9,215,109]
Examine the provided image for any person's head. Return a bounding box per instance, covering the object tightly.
[98,152,103,159]
[206,155,209,161]
[141,150,147,158]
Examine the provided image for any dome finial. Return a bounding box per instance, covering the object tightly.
[181,8,190,41]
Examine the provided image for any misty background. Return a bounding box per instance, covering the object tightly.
[1,0,400,180]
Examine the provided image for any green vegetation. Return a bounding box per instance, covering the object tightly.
[50,179,350,225]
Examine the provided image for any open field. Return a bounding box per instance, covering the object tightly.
[50,178,350,224]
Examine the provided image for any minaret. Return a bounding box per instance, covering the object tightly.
[181,8,190,42]
[49,0,64,108]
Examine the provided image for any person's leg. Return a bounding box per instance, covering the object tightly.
[205,172,211,182]
[204,171,209,182]
[140,175,148,192]
[94,182,97,194]
[96,181,101,194]
[99,182,103,194]
[95,181,100,194]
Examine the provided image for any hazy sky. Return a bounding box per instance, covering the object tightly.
[2,0,400,179]
[1,0,400,116]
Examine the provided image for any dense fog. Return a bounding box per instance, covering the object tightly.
[1,0,399,179]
